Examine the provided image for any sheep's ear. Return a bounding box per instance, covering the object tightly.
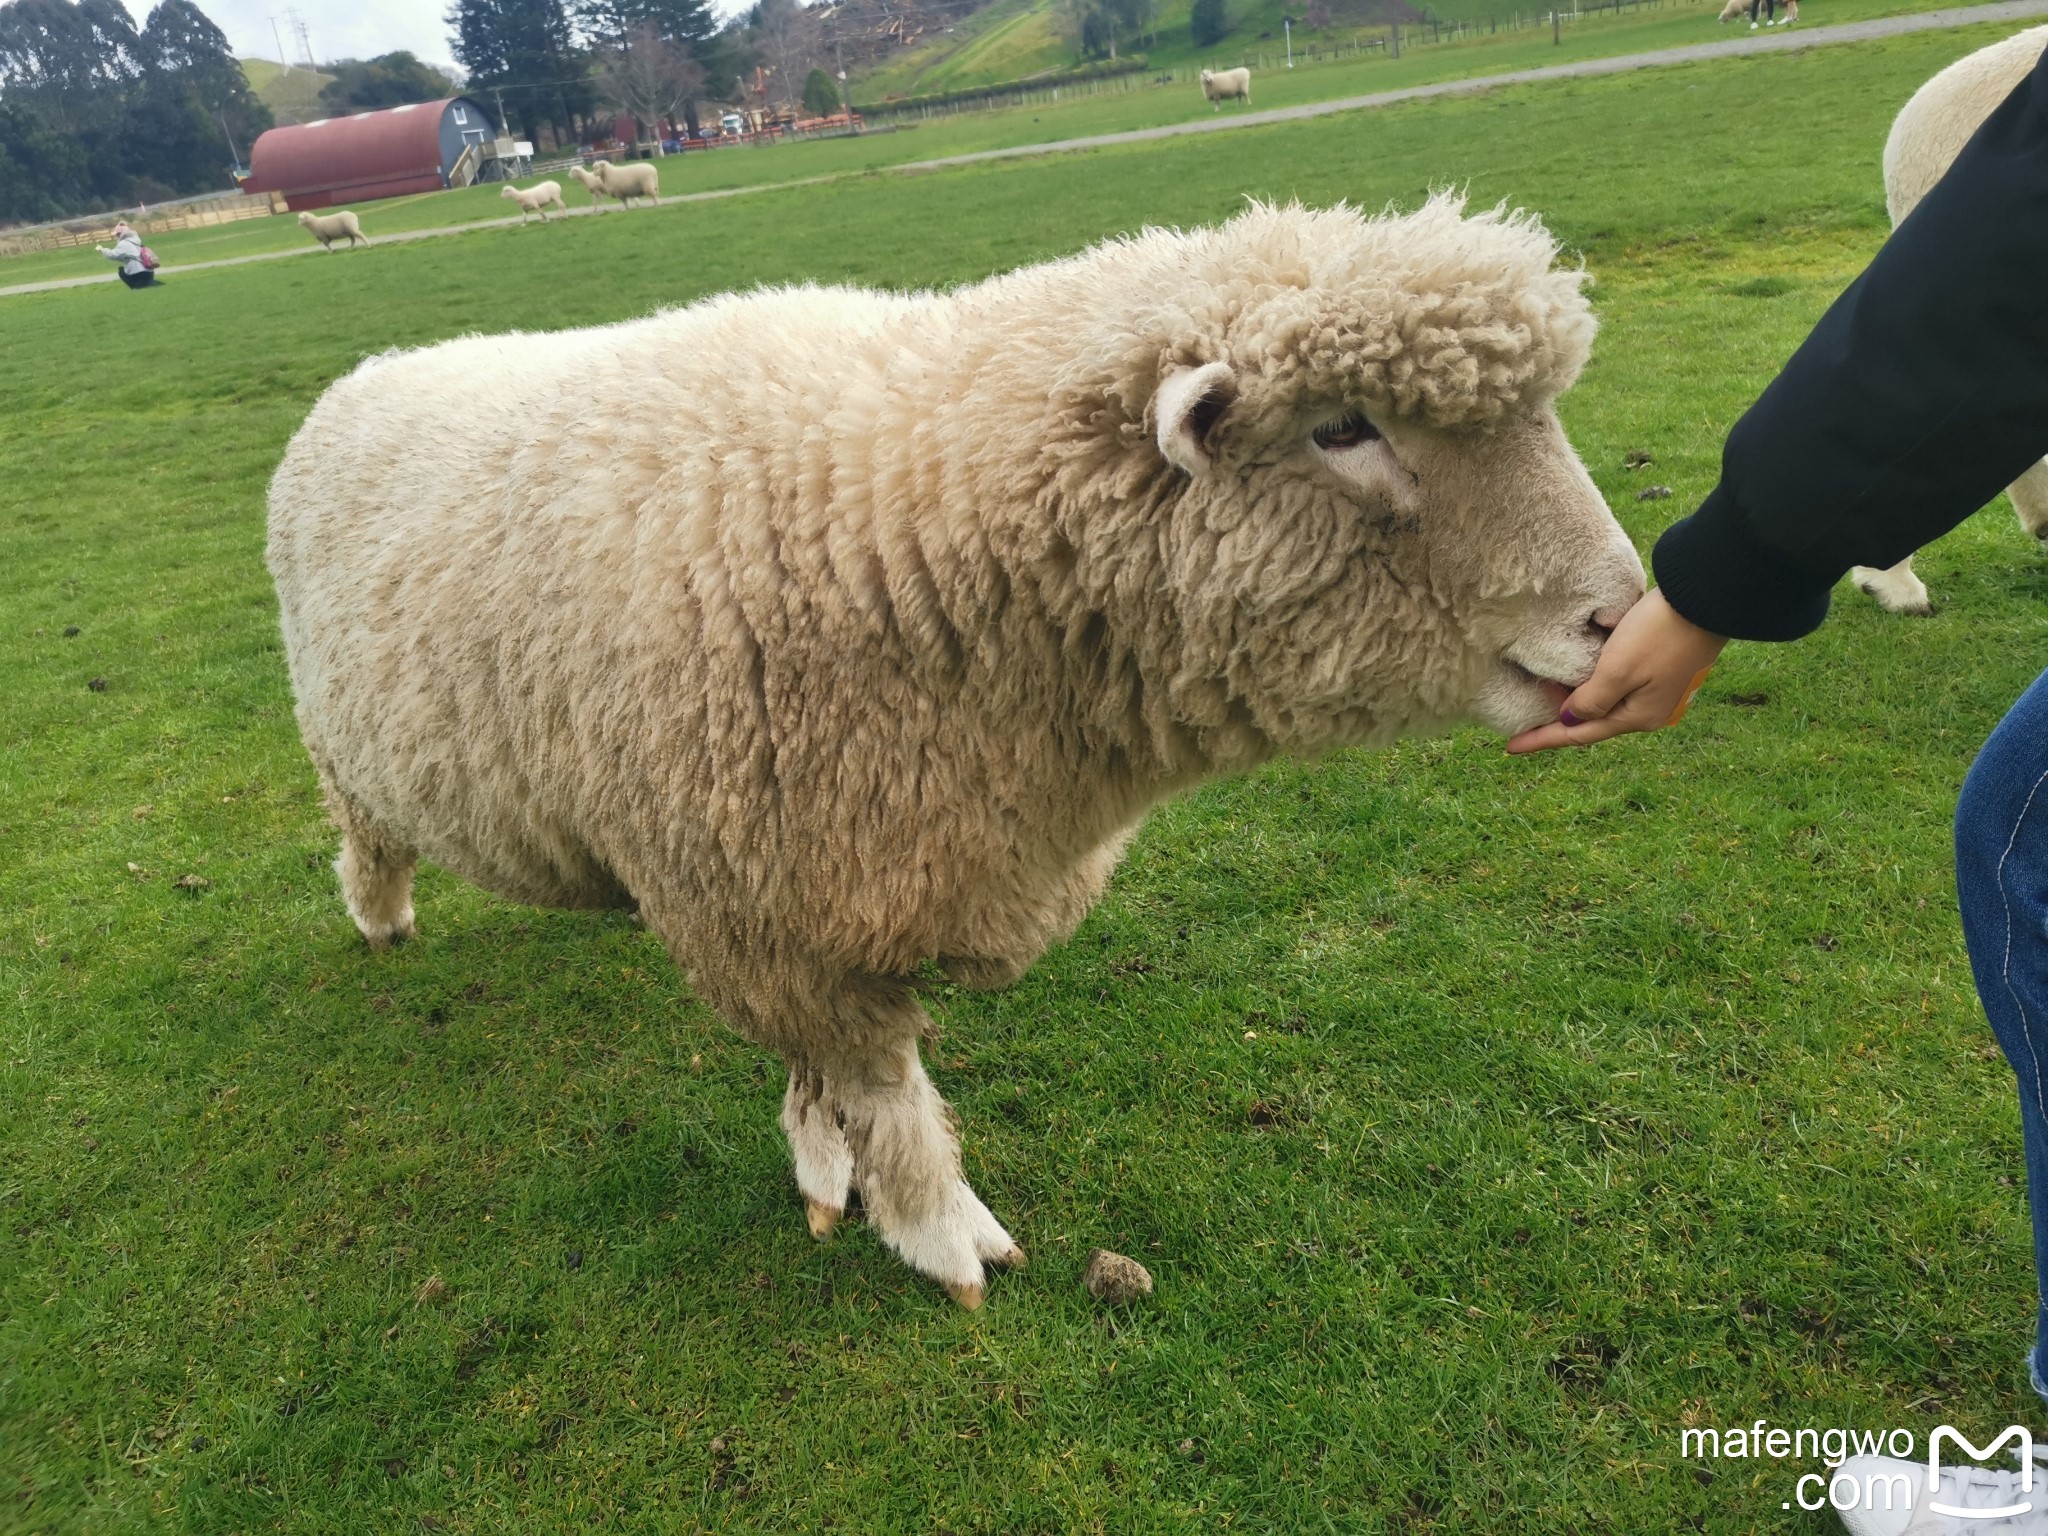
[1154,361,1236,477]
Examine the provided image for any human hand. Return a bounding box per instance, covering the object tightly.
[1505,588,1727,753]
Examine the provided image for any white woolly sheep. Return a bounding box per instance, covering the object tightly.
[1200,67,1251,108]
[500,180,566,222]
[570,158,659,208]
[1850,24,2048,615]
[268,196,1643,1308]
[1717,0,1746,22]
[296,210,367,249]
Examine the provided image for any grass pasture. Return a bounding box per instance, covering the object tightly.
[7,20,2048,1535]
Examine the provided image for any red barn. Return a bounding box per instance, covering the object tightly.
[244,97,499,211]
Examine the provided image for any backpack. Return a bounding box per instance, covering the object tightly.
[138,245,159,270]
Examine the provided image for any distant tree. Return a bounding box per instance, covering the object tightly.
[799,64,836,116]
[595,23,702,144]
[139,0,270,147]
[318,51,457,112]
[0,95,95,218]
[574,0,714,52]
[0,0,147,132]
[1059,0,1148,59]
[119,1,267,185]
[447,0,595,144]
[747,0,818,108]
[0,0,267,216]
[1190,0,1228,45]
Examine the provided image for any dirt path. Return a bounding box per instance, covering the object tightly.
[8,0,2043,301]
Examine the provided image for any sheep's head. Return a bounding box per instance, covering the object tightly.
[1064,196,1644,760]
[295,212,312,226]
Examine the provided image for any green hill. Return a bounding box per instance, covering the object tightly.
[242,57,336,125]
[854,0,1433,98]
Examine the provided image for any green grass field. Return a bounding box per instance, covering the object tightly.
[8,18,2048,1534]
[1,0,2005,293]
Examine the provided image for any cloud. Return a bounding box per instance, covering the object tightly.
[120,0,463,70]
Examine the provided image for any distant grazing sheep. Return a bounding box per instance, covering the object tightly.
[1849,25,2048,615]
[268,195,1643,1308]
[1200,67,1251,108]
[1718,0,1795,22]
[571,159,658,208]
[296,210,367,250]
[500,180,566,222]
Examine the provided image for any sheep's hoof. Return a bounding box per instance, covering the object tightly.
[805,1200,841,1240]
[1858,584,1935,617]
[946,1281,985,1310]
[991,1243,1026,1270]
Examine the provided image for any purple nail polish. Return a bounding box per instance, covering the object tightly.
[1560,709,1582,727]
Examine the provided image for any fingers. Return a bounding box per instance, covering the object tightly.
[1553,665,1636,726]
[1507,673,1702,754]
[1506,709,1655,754]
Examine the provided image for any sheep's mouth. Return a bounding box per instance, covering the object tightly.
[1502,657,1573,709]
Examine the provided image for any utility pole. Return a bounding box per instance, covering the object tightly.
[493,85,509,134]
[269,15,291,73]
[219,107,244,176]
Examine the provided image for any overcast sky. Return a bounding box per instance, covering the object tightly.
[116,0,748,71]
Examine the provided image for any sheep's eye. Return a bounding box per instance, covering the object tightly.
[1312,412,1380,450]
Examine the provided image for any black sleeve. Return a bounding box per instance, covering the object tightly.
[1651,40,2048,642]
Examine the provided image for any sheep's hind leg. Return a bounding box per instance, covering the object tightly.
[829,1035,1024,1308]
[2009,458,2048,550]
[326,788,417,949]
[1851,557,1933,616]
[782,1066,854,1239]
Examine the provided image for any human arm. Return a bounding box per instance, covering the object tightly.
[1511,41,2048,752]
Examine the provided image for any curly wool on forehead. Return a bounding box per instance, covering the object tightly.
[1142,194,1595,431]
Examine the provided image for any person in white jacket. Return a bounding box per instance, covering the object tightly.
[95,222,160,289]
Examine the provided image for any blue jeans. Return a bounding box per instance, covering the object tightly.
[1955,666,2048,1398]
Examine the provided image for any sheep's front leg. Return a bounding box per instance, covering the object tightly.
[830,1036,1024,1308]
[782,1066,853,1238]
[1851,557,1933,615]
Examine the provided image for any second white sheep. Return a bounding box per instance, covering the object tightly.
[500,180,566,222]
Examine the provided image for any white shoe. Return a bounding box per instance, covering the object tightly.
[1835,1449,2048,1534]
[1750,19,1759,25]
